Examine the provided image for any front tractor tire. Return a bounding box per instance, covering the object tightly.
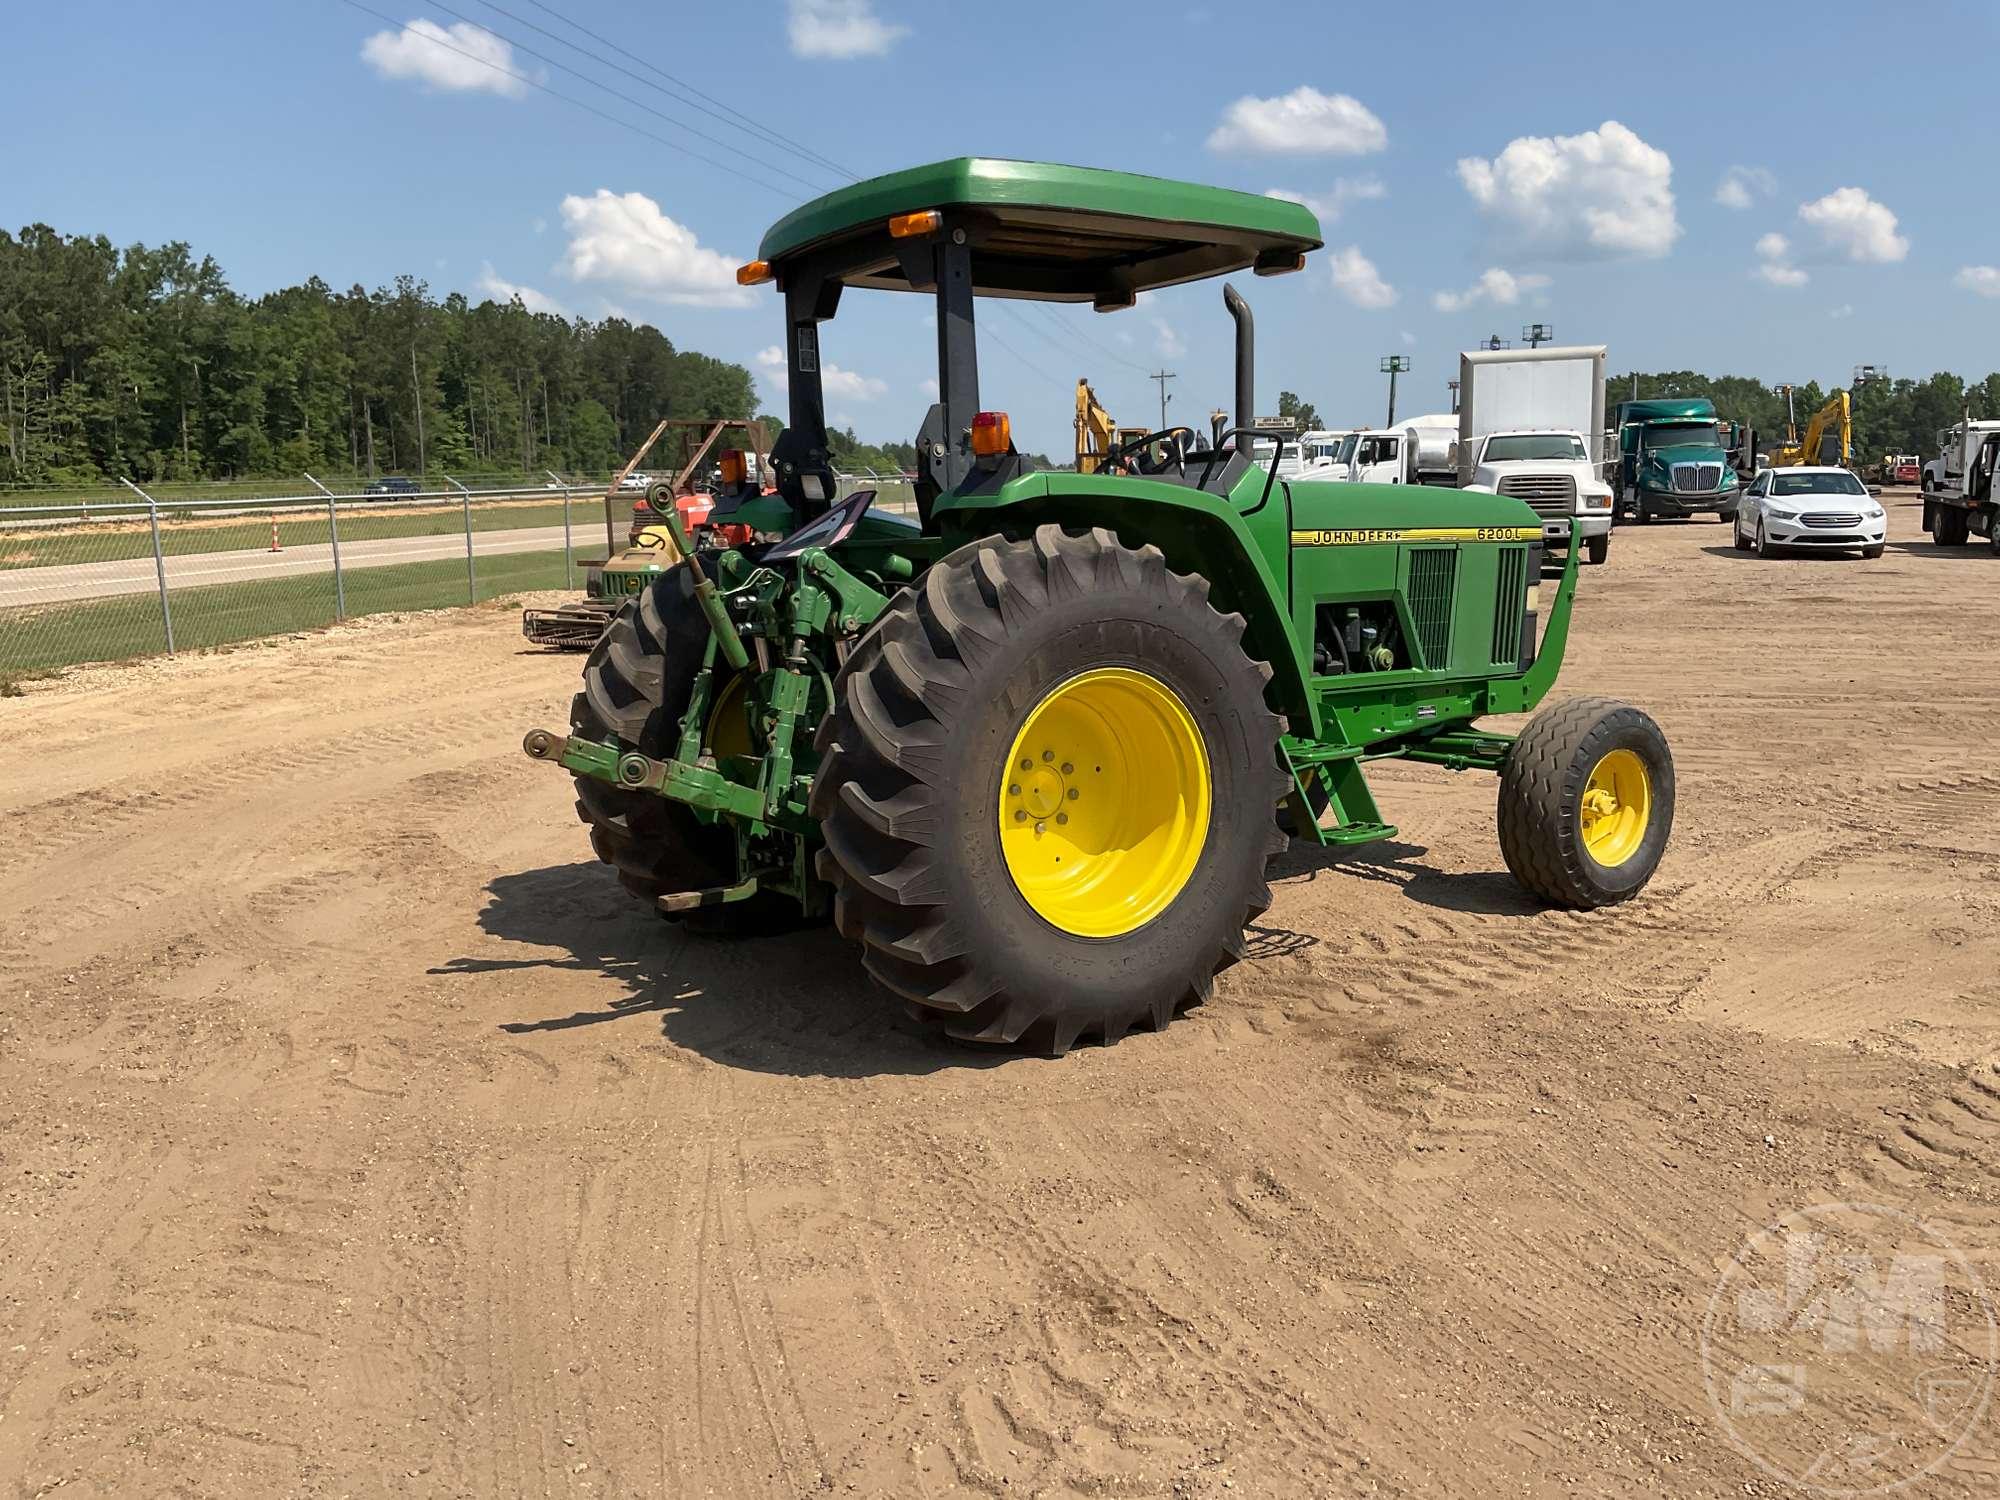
[1497,697,1675,909]
[812,526,1288,1053]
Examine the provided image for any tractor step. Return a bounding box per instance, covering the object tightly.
[1319,820,1398,846]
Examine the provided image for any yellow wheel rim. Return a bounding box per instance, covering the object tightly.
[1579,747,1651,867]
[707,673,753,762]
[997,668,1210,938]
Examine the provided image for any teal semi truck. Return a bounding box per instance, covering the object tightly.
[1611,398,1740,523]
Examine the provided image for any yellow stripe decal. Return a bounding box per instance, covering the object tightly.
[1289,526,1542,546]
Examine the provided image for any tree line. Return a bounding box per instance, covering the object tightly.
[1609,369,2000,460]
[0,224,764,488]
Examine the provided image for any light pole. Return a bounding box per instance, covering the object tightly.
[1447,378,1461,415]
[1380,355,1410,426]
[1483,333,1510,352]
[1522,322,1553,348]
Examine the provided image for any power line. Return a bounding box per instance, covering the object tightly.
[509,0,858,181]
[331,0,805,199]
[1024,303,1153,377]
[400,0,836,195]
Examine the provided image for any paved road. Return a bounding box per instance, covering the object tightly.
[0,524,575,608]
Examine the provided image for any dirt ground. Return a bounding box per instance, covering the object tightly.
[4,490,1999,1498]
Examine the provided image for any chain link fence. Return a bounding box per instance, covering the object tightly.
[0,473,914,680]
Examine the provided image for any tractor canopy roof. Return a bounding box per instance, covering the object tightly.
[756,158,1322,304]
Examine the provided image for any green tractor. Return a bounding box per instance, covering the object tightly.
[523,159,1675,1052]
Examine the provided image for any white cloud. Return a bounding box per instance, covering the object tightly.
[558,190,751,307]
[1328,246,1395,309]
[1207,87,1386,155]
[1263,174,1387,222]
[1798,187,1908,263]
[755,346,887,402]
[919,377,940,399]
[787,0,908,59]
[1457,120,1678,259]
[1956,265,2000,298]
[1714,165,1774,210]
[1753,232,1808,287]
[1152,317,1186,358]
[474,263,569,317]
[1431,267,1550,314]
[360,18,526,96]
[1828,304,1854,319]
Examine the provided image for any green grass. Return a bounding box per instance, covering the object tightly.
[0,548,570,672]
[0,497,613,570]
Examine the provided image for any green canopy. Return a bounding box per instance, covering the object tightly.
[757,158,1322,303]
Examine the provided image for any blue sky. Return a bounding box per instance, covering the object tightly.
[11,0,1999,457]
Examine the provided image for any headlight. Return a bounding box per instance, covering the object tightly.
[1865,506,1884,519]
[1770,510,1799,522]
[1580,492,1612,510]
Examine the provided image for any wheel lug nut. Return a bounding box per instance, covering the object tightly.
[1008,783,1020,795]
[1056,812,1068,825]
[1034,821,1046,834]
[1066,788,1079,800]
[1014,809,1027,822]
[1019,758,1031,772]
[1061,762,1073,775]
[1042,749,1054,762]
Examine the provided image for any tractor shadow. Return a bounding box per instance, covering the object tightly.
[439,862,1020,1079]
[1272,837,1544,917]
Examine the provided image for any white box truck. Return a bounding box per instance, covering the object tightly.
[1456,345,1614,565]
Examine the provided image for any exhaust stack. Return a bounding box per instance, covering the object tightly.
[1223,283,1253,437]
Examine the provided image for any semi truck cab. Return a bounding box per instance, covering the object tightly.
[1612,398,1740,522]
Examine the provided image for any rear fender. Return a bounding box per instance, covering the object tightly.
[937,473,1319,736]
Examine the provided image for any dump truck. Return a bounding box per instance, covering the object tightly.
[522,158,1675,1052]
[1455,345,1613,565]
[1923,418,2000,550]
[1610,398,1740,522]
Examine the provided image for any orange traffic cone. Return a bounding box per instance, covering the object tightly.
[269,515,281,552]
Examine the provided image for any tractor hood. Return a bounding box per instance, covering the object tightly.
[1288,478,1538,535]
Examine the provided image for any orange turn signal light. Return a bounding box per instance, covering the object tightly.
[888,210,942,239]
[735,260,772,286]
[971,411,1011,457]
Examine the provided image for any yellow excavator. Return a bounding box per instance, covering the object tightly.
[1770,389,1852,468]
[1074,378,1151,473]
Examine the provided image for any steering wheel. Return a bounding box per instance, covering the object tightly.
[1105,426,1199,477]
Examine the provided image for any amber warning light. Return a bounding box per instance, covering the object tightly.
[735,260,772,286]
[971,411,1011,457]
[888,210,942,239]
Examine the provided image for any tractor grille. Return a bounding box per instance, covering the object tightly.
[1406,547,1457,670]
[1800,512,1864,529]
[1491,545,1527,666]
[1495,473,1576,519]
[1671,463,1723,493]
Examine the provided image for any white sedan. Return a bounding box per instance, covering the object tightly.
[1734,466,1886,558]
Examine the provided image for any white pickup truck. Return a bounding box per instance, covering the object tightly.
[1463,429,1614,565]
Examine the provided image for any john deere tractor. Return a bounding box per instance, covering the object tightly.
[523,159,1675,1053]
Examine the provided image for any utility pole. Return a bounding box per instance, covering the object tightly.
[1447,379,1461,415]
[410,344,427,478]
[1149,369,1176,430]
[1522,322,1553,348]
[1379,355,1410,426]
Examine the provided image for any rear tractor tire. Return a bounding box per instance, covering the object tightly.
[570,562,792,932]
[812,525,1289,1053]
[1497,697,1674,909]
